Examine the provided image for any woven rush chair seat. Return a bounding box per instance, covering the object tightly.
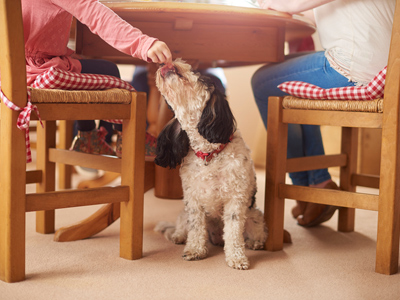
[282,96,384,113]
[29,87,132,104]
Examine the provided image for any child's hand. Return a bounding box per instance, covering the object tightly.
[147,41,172,64]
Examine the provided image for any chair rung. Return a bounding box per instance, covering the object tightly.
[26,186,129,212]
[31,103,131,121]
[26,170,42,184]
[283,109,383,128]
[286,154,347,173]
[351,174,380,189]
[278,184,379,211]
[49,148,121,173]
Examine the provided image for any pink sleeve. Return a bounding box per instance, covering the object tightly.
[51,0,158,62]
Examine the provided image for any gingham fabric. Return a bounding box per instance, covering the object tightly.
[278,66,386,101]
[32,67,136,124]
[0,67,136,162]
[32,67,135,91]
[0,89,42,163]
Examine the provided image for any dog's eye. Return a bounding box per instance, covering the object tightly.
[159,63,165,67]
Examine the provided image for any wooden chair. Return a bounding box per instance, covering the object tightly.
[0,0,148,282]
[265,1,400,275]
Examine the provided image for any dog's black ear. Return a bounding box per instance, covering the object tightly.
[155,118,190,169]
[197,88,236,144]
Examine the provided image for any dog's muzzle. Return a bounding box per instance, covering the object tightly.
[160,64,177,78]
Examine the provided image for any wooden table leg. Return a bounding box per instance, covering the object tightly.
[54,161,155,242]
[54,202,120,242]
[146,64,159,138]
[77,172,120,189]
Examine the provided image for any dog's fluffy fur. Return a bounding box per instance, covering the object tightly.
[154,59,267,270]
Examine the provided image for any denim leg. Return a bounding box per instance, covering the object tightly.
[251,51,355,185]
[286,123,309,186]
[299,125,331,185]
[130,66,150,94]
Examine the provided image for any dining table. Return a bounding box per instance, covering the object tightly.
[54,1,315,242]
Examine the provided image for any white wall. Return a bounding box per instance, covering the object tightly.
[223,65,267,167]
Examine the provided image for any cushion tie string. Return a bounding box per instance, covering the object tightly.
[0,88,43,163]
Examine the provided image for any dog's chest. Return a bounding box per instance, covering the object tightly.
[181,153,228,187]
[180,151,253,204]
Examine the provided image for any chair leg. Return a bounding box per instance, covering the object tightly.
[338,127,357,232]
[376,184,400,274]
[0,108,26,282]
[265,97,287,251]
[57,120,73,190]
[36,121,56,234]
[376,128,400,274]
[120,92,146,260]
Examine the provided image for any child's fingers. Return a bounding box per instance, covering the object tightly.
[149,51,170,64]
[148,41,172,64]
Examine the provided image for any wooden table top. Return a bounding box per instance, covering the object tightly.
[76,2,315,67]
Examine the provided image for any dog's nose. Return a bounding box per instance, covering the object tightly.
[160,64,176,77]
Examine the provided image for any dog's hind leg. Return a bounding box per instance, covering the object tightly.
[182,205,209,261]
[223,201,249,270]
[169,210,189,244]
[244,207,268,250]
[154,210,189,244]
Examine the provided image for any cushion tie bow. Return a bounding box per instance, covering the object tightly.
[0,88,43,163]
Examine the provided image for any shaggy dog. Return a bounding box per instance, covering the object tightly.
[154,59,267,270]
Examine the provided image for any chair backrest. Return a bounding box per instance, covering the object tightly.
[384,0,400,109]
[0,0,27,108]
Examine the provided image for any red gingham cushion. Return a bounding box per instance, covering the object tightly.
[32,67,135,91]
[0,68,136,162]
[32,67,136,124]
[278,66,386,101]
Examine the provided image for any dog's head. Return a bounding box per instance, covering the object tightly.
[155,59,236,168]
[155,58,207,113]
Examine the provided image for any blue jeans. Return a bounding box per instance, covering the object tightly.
[251,51,355,186]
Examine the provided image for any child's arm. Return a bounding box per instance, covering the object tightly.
[52,0,171,63]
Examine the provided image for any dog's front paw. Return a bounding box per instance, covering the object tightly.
[226,257,250,270]
[182,247,208,261]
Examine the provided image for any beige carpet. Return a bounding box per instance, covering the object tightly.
[1,169,400,300]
